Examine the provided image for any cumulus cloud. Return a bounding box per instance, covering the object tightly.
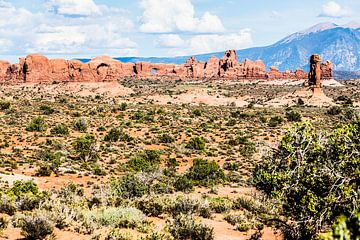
[156,34,185,48]
[165,29,253,56]
[319,1,351,18]
[46,0,101,17]
[139,0,225,33]
[0,0,137,58]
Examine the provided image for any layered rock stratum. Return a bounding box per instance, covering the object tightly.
[0,50,333,83]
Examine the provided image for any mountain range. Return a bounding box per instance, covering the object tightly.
[80,22,360,73]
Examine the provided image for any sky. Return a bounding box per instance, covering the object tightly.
[0,0,359,62]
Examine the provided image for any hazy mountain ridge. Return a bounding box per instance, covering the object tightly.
[80,23,360,73]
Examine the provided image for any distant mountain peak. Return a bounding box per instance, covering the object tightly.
[342,21,360,29]
[300,22,338,34]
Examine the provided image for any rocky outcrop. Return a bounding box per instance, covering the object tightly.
[0,50,334,83]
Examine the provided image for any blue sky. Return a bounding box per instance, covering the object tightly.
[0,0,359,62]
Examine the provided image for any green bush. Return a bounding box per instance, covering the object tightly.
[9,180,39,197]
[285,110,302,122]
[186,137,205,150]
[174,175,194,193]
[326,106,342,116]
[73,118,88,132]
[252,122,360,239]
[35,164,52,177]
[126,150,161,172]
[136,196,170,217]
[192,109,202,116]
[186,158,225,186]
[73,135,98,161]
[88,207,146,229]
[111,174,149,200]
[19,214,54,240]
[209,197,233,213]
[322,213,360,240]
[268,116,283,127]
[119,102,128,111]
[0,216,8,232]
[0,195,16,215]
[0,100,11,110]
[104,128,132,142]
[39,105,55,115]
[93,165,106,176]
[50,124,69,136]
[26,117,47,132]
[168,214,214,240]
[105,229,134,240]
[158,133,175,143]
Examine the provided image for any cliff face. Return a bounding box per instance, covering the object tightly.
[0,50,333,84]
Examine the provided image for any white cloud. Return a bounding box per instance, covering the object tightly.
[0,0,137,58]
[166,29,253,56]
[139,0,225,33]
[319,1,351,18]
[28,24,137,55]
[0,38,13,53]
[46,0,101,17]
[156,34,185,48]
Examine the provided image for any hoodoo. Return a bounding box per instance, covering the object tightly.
[0,50,333,84]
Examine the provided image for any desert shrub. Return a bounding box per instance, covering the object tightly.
[50,124,69,136]
[73,135,98,161]
[285,110,302,122]
[87,207,146,229]
[119,102,128,111]
[326,106,342,116]
[252,122,360,239]
[26,117,47,132]
[105,229,134,240]
[131,110,154,123]
[209,197,233,213]
[223,162,240,171]
[35,164,52,177]
[164,157,179,175]
[93,165,106,176]
[0,100,11,110]
[9,180,39,197]
[111,174,149,200]
[186,136,205,150]
[6,181,43,212]
[268,116,283,127]
[335,95,353,106]
[168,214,214,240]
[18,214,54,240]
[322,213,360,240]
[136,196,170,217]
[140,232,172,240]
[239,140,257,157]
[192,109,202,116]
[0,216,8,232]
[174,175,194,193]
[73,118,88,132]
[0,195,16,215]
[186,158,225,186]
[170,197,200,217]
[39,105,55,115]
[104,128,133,142]
[297,98,305,106]
[158,133,175,143]
[236,221,252,232]
[126,150,161,172]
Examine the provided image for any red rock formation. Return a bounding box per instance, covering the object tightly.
[0,51,334,83]
[0,61,10,83]
[321,61,333,80]
[204,56,220,78]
